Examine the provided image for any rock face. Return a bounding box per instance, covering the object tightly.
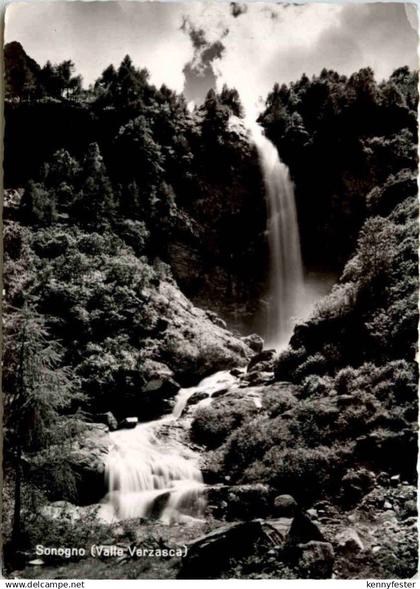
[152,281,253,386]
[177,514,335,579]
[68,423,110,504]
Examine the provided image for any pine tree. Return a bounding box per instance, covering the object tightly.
[72,143,116,226]
[3,303,85,547]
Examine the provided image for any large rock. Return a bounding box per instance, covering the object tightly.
[68,423,110,504]
[177,519,286,579]
[205,309,227,329]
[93,411,118,431]
[40,501,98,523]
[135,360,181,419]
[248,349,276,373]
[154,282,253,385]
[207,484,275,520]
[335,528,364,553]
[294,541,335,579]
[241,334,264,353]
[274,494,298,517]
[340,468,376,506]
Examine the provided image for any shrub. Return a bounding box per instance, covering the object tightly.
[243,445,346,506]
[274,346,306,382]
[262,388,298,417]
[191,398,257,449]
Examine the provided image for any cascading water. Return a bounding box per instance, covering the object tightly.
[100,371,237,525]
[250,124,305,349]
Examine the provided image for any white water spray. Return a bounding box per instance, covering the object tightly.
[249,123,305,349]
[100,371,237,524]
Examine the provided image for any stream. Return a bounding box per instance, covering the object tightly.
[99,371,239,524]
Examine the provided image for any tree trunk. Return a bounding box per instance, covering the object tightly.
[11,443,22,547]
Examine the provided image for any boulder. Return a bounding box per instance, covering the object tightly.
[156,282,253,385]
[177,519,285,579]
[207,484,275,520]
[211,388,229,399]
[248,349,276,373]
[294,541,335,579]
[241,334,264,354]
[274,494,298,517]
[340,468,376,506]
[242,370,274,386]
[186,391,208,408]
[94,411,118,431]
[68,423,109,504]
[335,528,364,553]
[40,501,98,523]
[288,511,325,544]
[119,417,138,429]
[139,375,181,419]
[400,499,417,520]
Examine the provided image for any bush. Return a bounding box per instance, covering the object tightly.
[191,398,256,449]
[274,346,306,382]
[262,388,298,417]
[243,445,347,506]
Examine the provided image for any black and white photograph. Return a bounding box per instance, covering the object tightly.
[2,0,419,580]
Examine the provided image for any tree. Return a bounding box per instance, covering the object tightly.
[219,85,244,118]
[72,143,116,226]
[20,181,57,226]
[114,116,165,196]
[95,55,151,107]
[3,304,84,547]
[39,61,61,98]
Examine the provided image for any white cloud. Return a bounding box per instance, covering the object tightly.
[5,1,417,114]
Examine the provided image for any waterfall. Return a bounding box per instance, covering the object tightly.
[250,124,304,349]
[100,371,237,524]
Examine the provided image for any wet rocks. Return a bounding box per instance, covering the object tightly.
[93,411,118,431]
[118,417,138,429]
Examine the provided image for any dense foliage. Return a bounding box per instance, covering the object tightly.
[5,43,267,328]
[259,66,418,268]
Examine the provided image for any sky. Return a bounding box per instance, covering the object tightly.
[5,1,419,114]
